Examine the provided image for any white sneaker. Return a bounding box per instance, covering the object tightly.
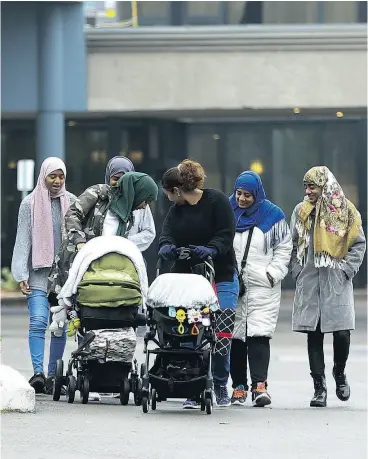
[88,392,101,402]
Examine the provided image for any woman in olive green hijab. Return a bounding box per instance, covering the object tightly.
[109,172,159,236]
[49,171,158,298]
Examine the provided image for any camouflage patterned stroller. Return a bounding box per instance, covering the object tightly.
[52,236,148,406]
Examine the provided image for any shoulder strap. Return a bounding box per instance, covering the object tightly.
[241,227,254,270]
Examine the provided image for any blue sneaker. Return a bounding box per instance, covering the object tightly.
[214,385,231,407]
[183,398,200,409]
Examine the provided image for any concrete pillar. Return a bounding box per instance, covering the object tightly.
[36,3,64,170]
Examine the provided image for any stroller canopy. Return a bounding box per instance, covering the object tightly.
[147,273,218,309]
[57,236,148,308]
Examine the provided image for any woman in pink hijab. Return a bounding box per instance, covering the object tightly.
[11,157,76,394]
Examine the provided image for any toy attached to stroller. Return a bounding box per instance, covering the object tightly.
[51,236,148,406]
[141,247,219,414]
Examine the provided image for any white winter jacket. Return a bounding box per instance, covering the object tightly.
[233,220,292,340]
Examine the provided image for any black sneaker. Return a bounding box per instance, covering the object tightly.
[252,382,271,407]
[45,376,66,396]
[29,372,46,394]
[333,367,350,401]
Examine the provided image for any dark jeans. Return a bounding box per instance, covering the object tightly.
[230,337,270,390]
[307,321,350,376]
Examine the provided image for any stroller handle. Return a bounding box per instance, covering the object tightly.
[156,246,214,278]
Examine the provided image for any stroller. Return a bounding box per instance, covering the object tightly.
[141,247,219,414]
[52,236,147,406]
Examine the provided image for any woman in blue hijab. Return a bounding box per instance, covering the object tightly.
[229,171,292,408]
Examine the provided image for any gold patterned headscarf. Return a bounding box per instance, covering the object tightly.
[296,166,362,268]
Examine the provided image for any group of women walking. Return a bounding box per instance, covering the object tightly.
[12,155,366,408]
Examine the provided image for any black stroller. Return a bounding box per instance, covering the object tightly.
[141,248,219,414]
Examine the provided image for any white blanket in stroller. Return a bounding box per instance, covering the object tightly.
[147,273,218,309]
[57,236,149,309]
[88,328,137,363]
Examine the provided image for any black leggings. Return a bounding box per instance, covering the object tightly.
[307,321,350,376]
[230,337,270,390]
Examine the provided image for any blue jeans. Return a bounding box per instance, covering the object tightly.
[213,274,239,386]
[27,290,66,376]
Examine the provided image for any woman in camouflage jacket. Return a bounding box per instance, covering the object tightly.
[48,172,158,297]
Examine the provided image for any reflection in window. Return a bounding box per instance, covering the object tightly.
[66,127,108,195]
[187,126,222,190]
[117,1,170,26]
[224,128,271,197]
[263,1,318,24]
[271,126,321,220]
[323,1,358,23]
[184,1,225,25]
[322,123,359,206]
[228,1,263,24]
[187,1,222,16]
[119,125,148,171]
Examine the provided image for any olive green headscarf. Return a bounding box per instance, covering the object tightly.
[109,172,158,236]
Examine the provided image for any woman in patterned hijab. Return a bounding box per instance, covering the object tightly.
[295,166,362,269]
[290,165,366,409]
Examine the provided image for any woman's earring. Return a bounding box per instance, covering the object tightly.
[177,192,181,197]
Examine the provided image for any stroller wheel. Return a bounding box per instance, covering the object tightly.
[80,375,90,404]
[67,375,77,404]
[53,359,64,402]
[134,379,143,406]
[151,389,157,411]
[200,391,206,412]
[120,378,130,406]
[205,397,212,415]
[142,396,149,414]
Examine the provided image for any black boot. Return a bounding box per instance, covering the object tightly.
[333,366,350,401]
[310,374,327,407]
[29,372,46,394]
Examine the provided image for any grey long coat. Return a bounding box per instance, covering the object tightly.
[290,203,366,333]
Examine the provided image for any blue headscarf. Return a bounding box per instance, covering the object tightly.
[229,171,285,233]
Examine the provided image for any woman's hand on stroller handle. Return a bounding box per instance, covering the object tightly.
[158,246,214,262]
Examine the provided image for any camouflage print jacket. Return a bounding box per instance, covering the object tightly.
[48,184,112,295]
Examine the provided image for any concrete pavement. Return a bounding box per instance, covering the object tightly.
[1,302,367,459]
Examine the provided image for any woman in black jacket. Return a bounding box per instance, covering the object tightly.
[159,159,239,408]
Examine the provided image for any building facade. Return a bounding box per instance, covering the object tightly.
[2,1,367,286]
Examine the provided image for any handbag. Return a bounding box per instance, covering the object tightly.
[238,227,254,298]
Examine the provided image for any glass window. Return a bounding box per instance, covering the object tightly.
[263,1,318,24]
[119,124,150,171]
[187,125,222,190]
[322,123,359,206]
[270,125,322,220]
[117,1,170,26]
[357,1,367,22]
[228,1,263,24]
[323,2,358,23]
[224,126,271,197]
[183,1,226,25]
[1,121,36,268]
[66,124,108,196]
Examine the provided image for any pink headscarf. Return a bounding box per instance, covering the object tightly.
[30,157,69,269]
